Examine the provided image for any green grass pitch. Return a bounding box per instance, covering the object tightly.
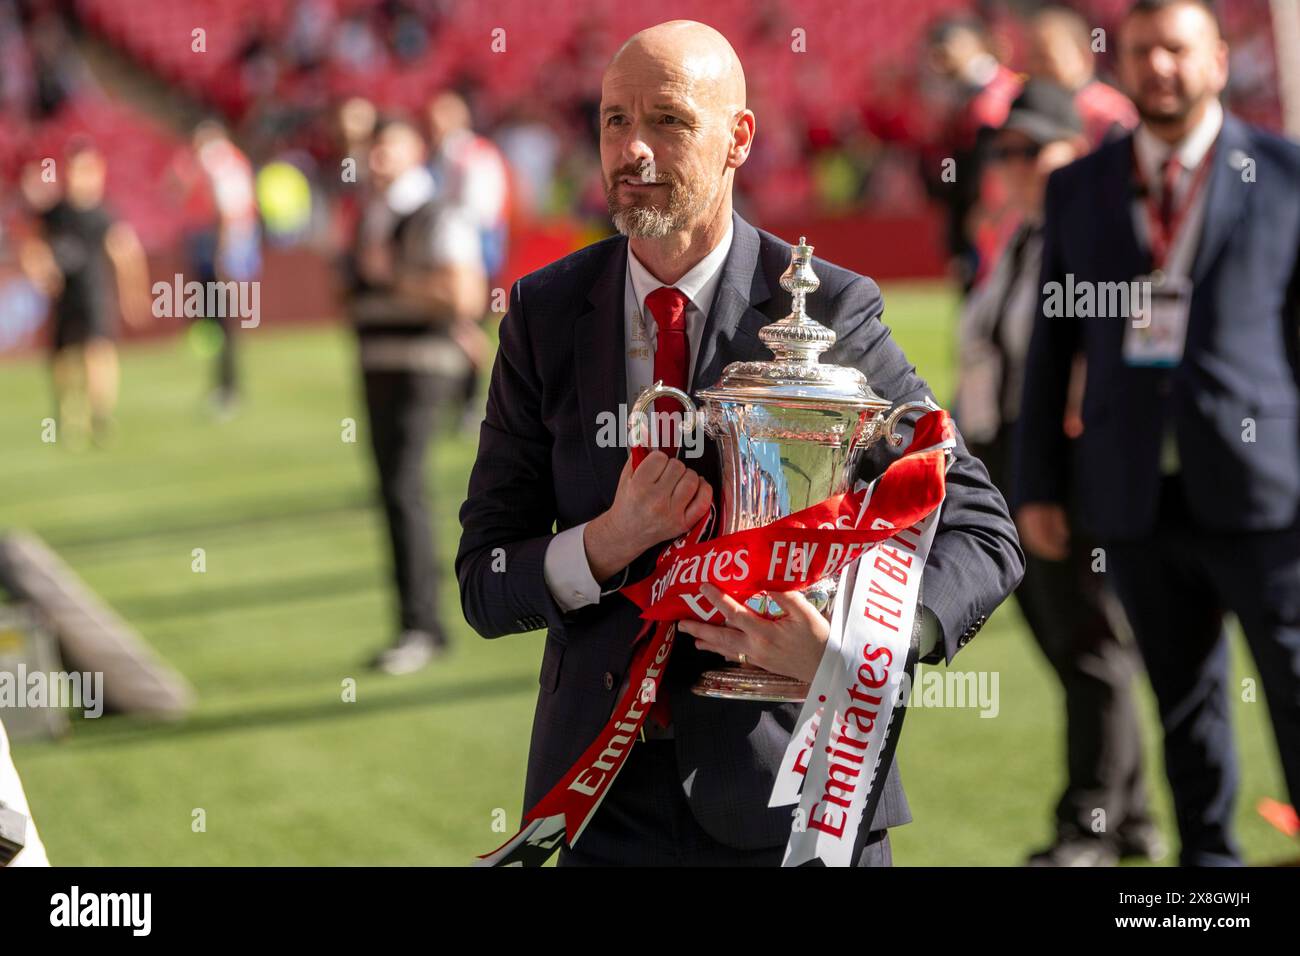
[1,281,1289,865]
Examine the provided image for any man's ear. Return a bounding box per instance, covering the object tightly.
[1212,39,1229,94]
[728,110,756,169]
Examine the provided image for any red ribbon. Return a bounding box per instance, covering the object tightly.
[476,410,953,865]
[622,449,946,621]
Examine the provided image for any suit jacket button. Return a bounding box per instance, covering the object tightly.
[603,672,615,691]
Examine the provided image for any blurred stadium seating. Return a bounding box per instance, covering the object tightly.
[0,0,1287,335]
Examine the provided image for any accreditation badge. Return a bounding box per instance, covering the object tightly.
[1123,272,1192,368]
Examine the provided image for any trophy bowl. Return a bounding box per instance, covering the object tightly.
[630,238,934,703]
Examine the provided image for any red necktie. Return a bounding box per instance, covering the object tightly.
[642,286,691,733]
[644,286,691,459]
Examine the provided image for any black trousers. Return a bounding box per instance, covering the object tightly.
[189,230,239,398]
[362,367,454,641]
[971,429,1151,845]
[1107,476,1300,866]
[214,313,238,397]
[556,739,893,867]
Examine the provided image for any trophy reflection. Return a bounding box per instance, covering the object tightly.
[631,238,933,702]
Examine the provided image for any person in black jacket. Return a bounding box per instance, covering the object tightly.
[20,141,150,446]
[458,20,1023,866]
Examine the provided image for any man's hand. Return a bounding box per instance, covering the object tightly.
[1016,502,1070,561]
[450,316,491,368]
[583,451,712,582]
[678,583,830,684]
[104,223,151,329]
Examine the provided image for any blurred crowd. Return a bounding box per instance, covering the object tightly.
[0,1,1287,259]
[1,0,1298,869]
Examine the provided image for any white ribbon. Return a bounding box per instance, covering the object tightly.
[770,430,952,866]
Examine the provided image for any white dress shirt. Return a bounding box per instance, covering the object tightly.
[543,222,735,611]
[1130,96,1223,282]
[1130,98,1222,474]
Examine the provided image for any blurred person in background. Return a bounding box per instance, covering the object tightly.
[1016,0,1300,866]
[344,117,487,675]
[923,15,1022,292]
[182,119,261,418]
[493,99,561,219]
[426,89,510,429]
[25,9,84,120]
[427,91,509,278]
[328,96,378,250]
[337,96,378,168]
[19,141,150,446]
[1027,6,1139,147]
[957,80,1160,867]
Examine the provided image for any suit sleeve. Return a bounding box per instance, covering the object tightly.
[827,276,1025,665]
[456,279,568,638]
[1012,168,1082,508]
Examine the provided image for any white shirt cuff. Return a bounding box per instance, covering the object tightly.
[544,522,604,612]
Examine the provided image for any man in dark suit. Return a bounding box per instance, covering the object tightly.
[960,81,1161,867]
[458,19,1023,866]
[1016,0,1300,866]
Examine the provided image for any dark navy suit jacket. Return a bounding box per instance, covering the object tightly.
[457,213,1023,849]
[1015,112,1300,539]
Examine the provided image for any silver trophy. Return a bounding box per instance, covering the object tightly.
[631,238,933,702]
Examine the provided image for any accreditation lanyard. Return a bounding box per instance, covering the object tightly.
[1132,140,1216,272]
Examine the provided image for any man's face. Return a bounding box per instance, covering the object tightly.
[1027,21,1089,89]
[599,54,736,239]
[1118,4,1227,125]
[66,151,106,206]
[993,131,1079,216]
[368,126,424,185]
[338,98,376,145]
[928,30,983,84]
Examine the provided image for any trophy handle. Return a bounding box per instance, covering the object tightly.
[882,398,941,448]
[628,381,698,468]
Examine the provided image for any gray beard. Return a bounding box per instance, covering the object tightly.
[611,204,679,239]
[608,172,720,239]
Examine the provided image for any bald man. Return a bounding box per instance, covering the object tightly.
[459,21,1022,866]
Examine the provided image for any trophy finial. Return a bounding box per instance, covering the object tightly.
[763,237,836,364]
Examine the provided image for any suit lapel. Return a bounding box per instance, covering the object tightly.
[1191,112,1250,284]
[1097,133,1149,278]
[692,213,772,392]
[575,240,629,510]
[575,215,775,511]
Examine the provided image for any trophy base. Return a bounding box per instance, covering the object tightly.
[691,665,809,703]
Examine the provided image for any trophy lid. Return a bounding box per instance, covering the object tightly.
[697,237,890,411]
